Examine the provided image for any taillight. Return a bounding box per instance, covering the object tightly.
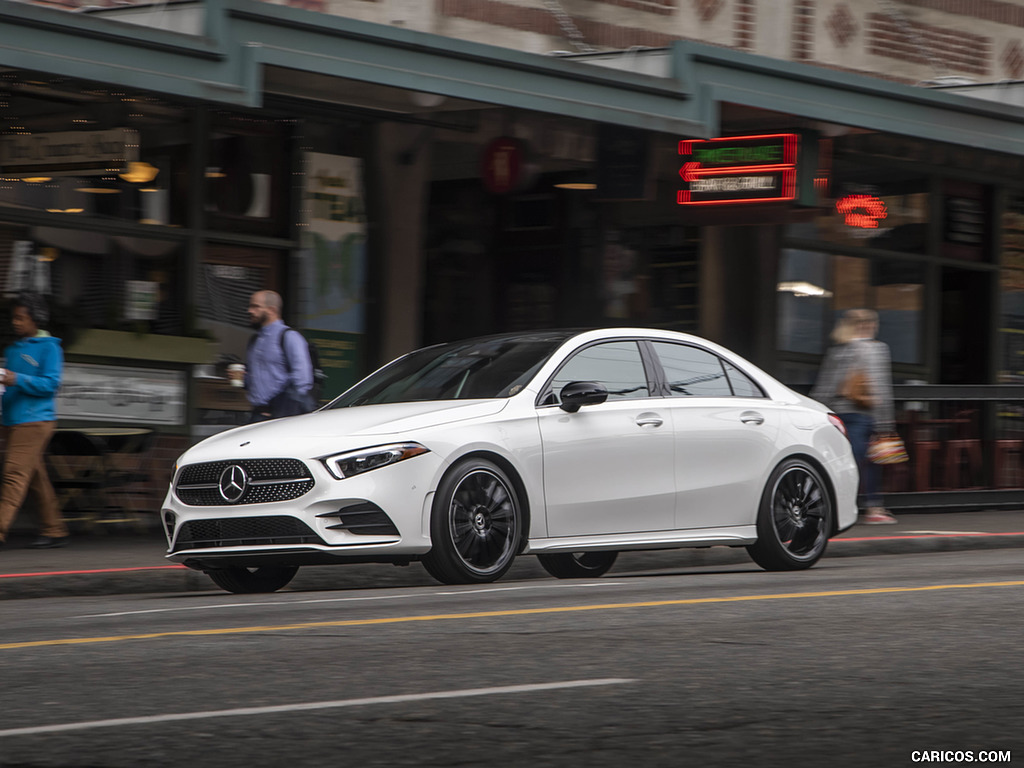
[827,413,848,438]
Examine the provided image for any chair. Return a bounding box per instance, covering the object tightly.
[912,439,941,492]
[993,439,1024,489]
[103,430,159,522]
[46,430,132,531]
[942,439,984,490]
[881,460,910,492]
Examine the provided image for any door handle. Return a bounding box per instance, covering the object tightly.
[635,412,664,428]
[740,410,765,425]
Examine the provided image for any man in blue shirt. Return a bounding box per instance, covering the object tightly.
[235,290,314,422]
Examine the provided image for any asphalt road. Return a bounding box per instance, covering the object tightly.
[1,548,1021,768]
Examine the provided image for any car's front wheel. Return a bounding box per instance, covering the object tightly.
[205,565,299,594]
[422,458,521,585]
[747,457,832,571]
[537,551,618,579]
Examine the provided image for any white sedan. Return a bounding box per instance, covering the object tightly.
[163,328,858,593]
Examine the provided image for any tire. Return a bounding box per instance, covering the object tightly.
[537,551,618,579]
[421,458,522,585]
[746,458,833,571]
[206,565,299,594]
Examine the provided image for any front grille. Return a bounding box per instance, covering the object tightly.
[173,516,325,551]
[175,458,314,506]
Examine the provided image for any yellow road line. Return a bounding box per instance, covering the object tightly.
[4,580,1024,651]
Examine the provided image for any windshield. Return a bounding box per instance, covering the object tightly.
[328,333,572,407]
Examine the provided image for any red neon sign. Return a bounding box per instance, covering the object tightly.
[677,133,799,206]
[836,194,888,228]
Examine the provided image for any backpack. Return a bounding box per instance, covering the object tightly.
[281,328,327,408]
[248,327,327,411]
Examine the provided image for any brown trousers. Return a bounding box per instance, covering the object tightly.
[0,421,66,541]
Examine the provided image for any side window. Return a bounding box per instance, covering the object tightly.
[723,360,765,398]
[548,341,649,403]
[652,342,733,397]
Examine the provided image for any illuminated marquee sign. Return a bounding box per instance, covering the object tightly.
[836,194,888,229]
[677,133,798,206]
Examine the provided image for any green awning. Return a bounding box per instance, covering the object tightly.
[66,330,216,365]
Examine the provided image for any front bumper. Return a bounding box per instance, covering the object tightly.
[162,451,445,567]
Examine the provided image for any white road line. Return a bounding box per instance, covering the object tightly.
[901,530,987,535]
[73,581,627,619]
[0,679,637,737]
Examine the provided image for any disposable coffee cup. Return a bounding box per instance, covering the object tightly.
[228,363,245,387]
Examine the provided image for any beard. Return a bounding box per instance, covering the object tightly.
[248,317,263,330]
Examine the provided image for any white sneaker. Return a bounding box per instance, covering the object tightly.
[861,508,897,525]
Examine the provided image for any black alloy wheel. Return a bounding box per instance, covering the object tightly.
[205,565,299,594]
[422,458,521,584]
[537,551,618,579]
[747,458,832,571]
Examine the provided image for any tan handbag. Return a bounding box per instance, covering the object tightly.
[838,368,875,409]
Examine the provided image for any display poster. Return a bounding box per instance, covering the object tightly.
[302,328,364,401]
[124,280,159,321]
[299,153,367,393]
[5,240,51,296]
[57,363,186,424]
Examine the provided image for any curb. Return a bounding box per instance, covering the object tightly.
[1,532,1021,601]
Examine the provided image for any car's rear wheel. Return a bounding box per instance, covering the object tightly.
[206,565,299,594]
[537,551,618,579]
[422,458,521,585]
[747,457,832,571]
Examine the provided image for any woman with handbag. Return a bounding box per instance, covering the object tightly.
[811,308,898,525]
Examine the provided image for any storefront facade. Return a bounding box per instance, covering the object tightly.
[2,0,1024,510]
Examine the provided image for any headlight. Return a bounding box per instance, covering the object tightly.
[321,443,429,480]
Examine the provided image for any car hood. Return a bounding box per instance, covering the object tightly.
[182,399,509,462]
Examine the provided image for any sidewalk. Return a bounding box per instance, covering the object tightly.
[1,509,1022,600]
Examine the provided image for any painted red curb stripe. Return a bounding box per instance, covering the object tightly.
[835,531,1024,542]
[0,565,188,579]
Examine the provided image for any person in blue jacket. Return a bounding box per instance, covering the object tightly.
[0,293,68,549]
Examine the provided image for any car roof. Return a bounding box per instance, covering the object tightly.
[430,327,704,349]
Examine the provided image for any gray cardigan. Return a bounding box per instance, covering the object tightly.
[810,338,895,431]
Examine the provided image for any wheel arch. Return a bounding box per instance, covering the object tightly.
[451,449,532,553]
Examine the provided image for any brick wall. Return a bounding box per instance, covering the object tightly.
[592,0,677,15]
[793,0,815,61]
[22,0,1024,84]
[867,11,991,77]
[437,0,675,49]
[735,0,756,50]
[899,0,1024,26]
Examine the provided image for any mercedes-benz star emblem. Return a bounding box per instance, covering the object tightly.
[218,465,248,503]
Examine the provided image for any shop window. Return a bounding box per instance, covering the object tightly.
[791,169,929,254]
[0,78,191,227]
[777,248,923,364]
[196,245,284,361]
[942,180,991,262]
[874,260,924,365]
[998,192,1024,383]
[205,116,292,238]
[0,225,184,336]
[777,248,830,355]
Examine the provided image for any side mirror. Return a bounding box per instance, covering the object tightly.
[559,381,608,413]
